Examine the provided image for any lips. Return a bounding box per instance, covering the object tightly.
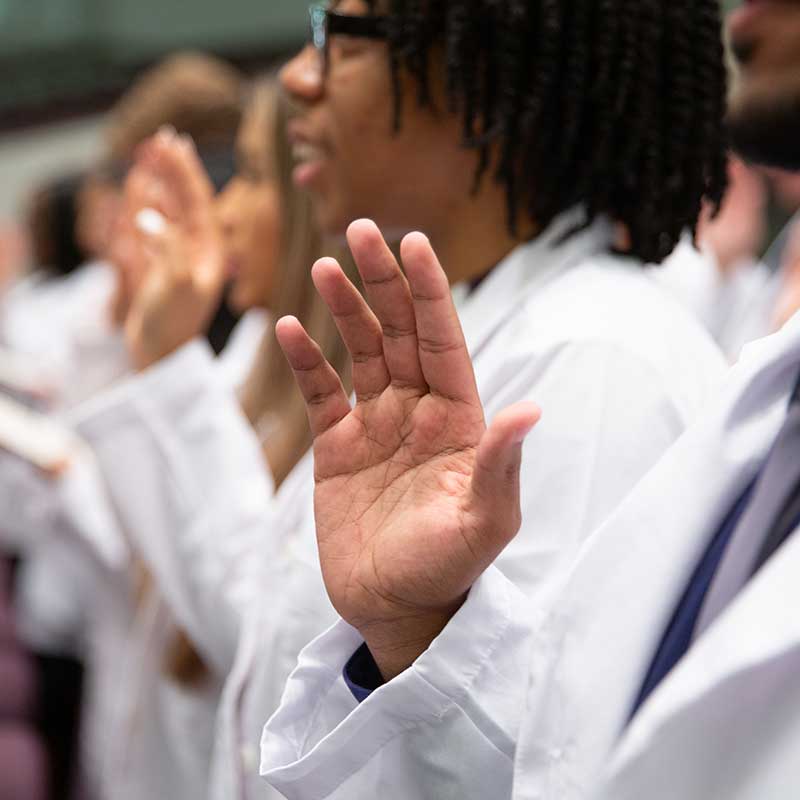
[287,123,330,188]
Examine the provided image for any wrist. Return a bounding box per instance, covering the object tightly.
[358,600,465,681]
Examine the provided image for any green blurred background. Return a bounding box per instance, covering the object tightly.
[0,0,741,128]
[0,0,306,126]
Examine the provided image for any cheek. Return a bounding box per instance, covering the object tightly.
[748,15,800,73]
[238,188,282,296]
[329,56,396,162]
[247,190,281,255]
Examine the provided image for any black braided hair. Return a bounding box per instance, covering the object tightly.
[364,0,728,265]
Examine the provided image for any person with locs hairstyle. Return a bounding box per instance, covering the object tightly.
[271,0,728,587]
[259,3,800,798]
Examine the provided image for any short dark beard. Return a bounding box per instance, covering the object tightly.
[728,91,800,171]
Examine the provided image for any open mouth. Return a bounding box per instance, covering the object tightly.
[289,138,329,188]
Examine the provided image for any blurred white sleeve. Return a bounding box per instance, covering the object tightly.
[68,338,276,675]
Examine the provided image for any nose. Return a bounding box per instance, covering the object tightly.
[280,45,324,105]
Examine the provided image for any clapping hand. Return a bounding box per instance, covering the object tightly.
[277,220,540,680]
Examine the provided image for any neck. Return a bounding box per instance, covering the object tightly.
[424,189,535,287]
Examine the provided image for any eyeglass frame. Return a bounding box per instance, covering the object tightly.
[308,3,390,73]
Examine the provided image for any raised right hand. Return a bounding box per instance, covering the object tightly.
[123,129,227,370]
[276,220,540,680]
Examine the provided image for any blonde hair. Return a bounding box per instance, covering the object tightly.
[165,79,355,684]
[239,83,354,488]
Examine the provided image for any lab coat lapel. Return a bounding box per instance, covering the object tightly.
[513,316,800,800]
[457,213,614,360]
[603,521,800,789]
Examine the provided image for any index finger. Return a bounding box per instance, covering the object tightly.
[150,134,215,228]
[401,232,480,406]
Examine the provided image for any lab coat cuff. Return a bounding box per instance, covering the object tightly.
[260,565,528,798]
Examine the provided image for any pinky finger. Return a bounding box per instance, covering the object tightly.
[275,316,352,437]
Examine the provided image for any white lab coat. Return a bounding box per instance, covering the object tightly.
[260,309,800,800]
[2,310,267,800]
[11,307,268,648]
[75,215,725,799]
[0,261,130,407]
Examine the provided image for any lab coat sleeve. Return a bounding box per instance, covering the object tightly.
[61,326,132,407]
[260,565,535,800]
[13,447,131,656]
[0,453,59,552]
[68,339,275,675]
[260,338,716,798]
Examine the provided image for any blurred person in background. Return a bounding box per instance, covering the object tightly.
[663,160,800,362]
[656,156,770,360]
[67,79,356,799]
[0,51,244,410]
[658,128,800,363]
[0,50,243,799]
[7,75,353,800]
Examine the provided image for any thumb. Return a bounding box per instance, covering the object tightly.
[468,401,541,553]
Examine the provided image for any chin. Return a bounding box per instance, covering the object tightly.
[313,199,350,243]
[228,286,253,315]
[728,77,800,171]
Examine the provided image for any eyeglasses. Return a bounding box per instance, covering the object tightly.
[308,3,389,73]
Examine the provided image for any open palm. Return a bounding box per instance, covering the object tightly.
[277,220,540,678]
[124,129,226,369]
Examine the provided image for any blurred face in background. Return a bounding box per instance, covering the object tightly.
[727,0,800,170]
[280,0,477,241]
[215,88,283,313]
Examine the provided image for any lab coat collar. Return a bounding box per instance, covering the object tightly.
[456,210,615,359]
[514,313,800,799]
[604,519,800,786]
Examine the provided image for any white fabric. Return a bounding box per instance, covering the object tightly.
[655,235,784,363]
[70,334,298,800]
[9,447,220,800]
[70,337,274,673]
[216,308,270,388]
[260,311,800,800]
[4,311,267,799]
[76,215,725,799]
[0,261,130,407]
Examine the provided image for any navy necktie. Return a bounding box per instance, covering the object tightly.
[630,376,800,719]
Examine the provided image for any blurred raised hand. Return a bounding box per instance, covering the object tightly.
[697,157,767,277]
[123,128,226,370]
[107,166,154,327]
[276,220,540,680]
